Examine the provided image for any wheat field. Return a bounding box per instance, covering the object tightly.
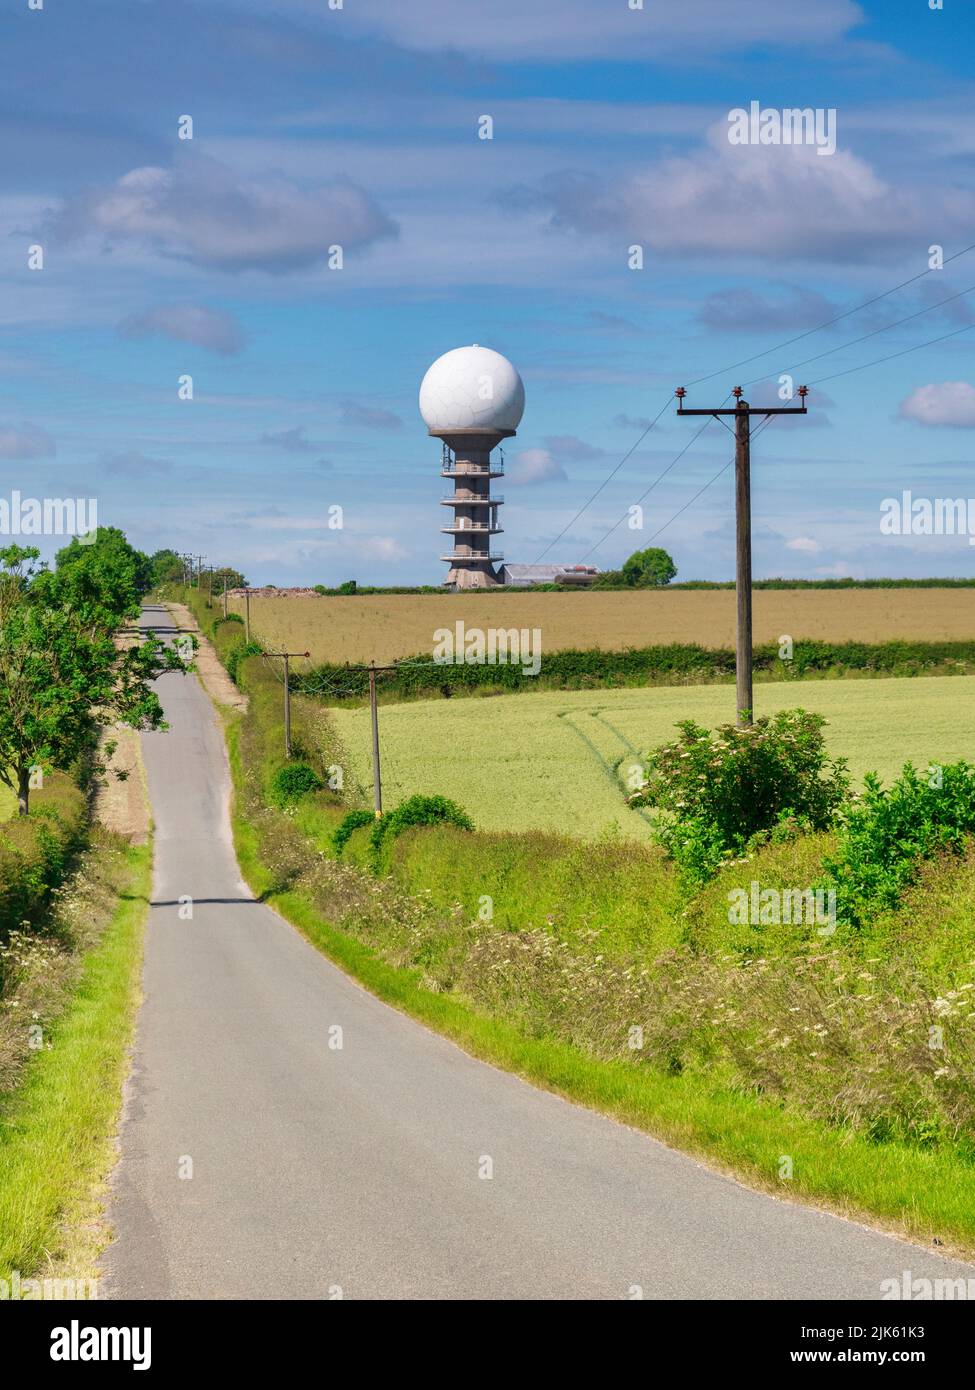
[231,589,975,666]
[327,675,975,840]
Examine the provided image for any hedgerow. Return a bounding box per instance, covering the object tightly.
[295,638,975,701]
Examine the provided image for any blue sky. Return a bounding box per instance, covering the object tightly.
[2,0,974,584]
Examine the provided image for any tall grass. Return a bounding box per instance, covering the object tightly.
[0,838,150,1281]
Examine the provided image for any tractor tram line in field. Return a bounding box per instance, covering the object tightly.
[558,707,657,827]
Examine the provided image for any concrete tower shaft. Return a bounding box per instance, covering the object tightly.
[435,427,510,589]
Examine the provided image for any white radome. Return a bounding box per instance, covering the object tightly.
[419,344,525,433]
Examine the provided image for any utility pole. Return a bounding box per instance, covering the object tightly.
[675,384,808,726]
[222,573,228,619]
[196,556,205,589]
[267,651,311,758]
[243,587,252,642]
[369,664,382,817]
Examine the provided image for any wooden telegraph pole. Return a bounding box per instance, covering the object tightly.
[368,664,382,818]
[267,651,311,758]
[243,587,252,642]
[675,385,808,726]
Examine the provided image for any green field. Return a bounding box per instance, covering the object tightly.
[0,786,14,822]
[329,675,975,839]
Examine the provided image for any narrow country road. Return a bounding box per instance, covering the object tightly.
[103,604,974,1300]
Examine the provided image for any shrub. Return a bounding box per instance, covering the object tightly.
[332,809,375,856]
[225,639,263,685]
[826,760,975,927]
[0,776,87,947]
[632,709,849,882]
[370,794,474,865]
[270,762,323,807]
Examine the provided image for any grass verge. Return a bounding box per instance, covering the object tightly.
[222,715,975,1260]
[0,839,151,1286]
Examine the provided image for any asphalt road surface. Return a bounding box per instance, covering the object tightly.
[103,604,974,1300]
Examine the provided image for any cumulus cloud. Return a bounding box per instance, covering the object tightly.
[614,413,657,431]
[899,381,975,428]
[786,536,823,553]
[541,434,604,461]
[260,426,315,452]
[0,423,56,459]
[338,0,862,61]
[50,154,397,273]
[354,535,408,562]
[508,448,567,486]
[699,286,837,333]
[119,304,247,355]
[587,310,642,336]
[516,131,969,264]
[99,449,172,476]
[339,400,403,431]
[734,380,834,427]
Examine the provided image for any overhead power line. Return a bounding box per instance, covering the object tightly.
[544,240,975,559]
[534,396,671,563]
[742,280,975,389]
[639,412,779,548]
[807,319,975,387]
[683,238,975,389]
[580,399,731,560]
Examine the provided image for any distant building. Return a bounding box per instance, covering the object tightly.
[500,564,599,587]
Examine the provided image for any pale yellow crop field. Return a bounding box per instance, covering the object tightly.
[0,785,14,821]
[328,675,975,841]
[230,589,975,666]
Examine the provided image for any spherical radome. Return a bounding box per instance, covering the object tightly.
[419,345,525,433]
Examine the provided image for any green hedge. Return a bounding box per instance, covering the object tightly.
[0,776,88,951]
[292,578,975,595]
[295,637,975,701]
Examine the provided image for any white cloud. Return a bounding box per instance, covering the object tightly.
[100,450,172,476]
[0,423,56,459]
[786,536,823,553]
[899,381,975,428]
[260,426,315,453]
[354,535,408,563]
[50,155,397,273]
[119,304,247,355]
[508,448,568,486]
[320,0,864,62]
[521,130,970,264]
[339,401,403,431]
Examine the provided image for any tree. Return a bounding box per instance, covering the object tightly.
[621,546,677,588]
[212,566,247,593]
[34,527,153,636]
[149,548,186,587]
[0,545,188,815]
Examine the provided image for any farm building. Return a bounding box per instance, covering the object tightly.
[500,564,600,587]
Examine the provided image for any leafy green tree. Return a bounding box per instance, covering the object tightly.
[33,527,153,635]
[149,548,186,587]
[591,569,624,589]
[212,566,247,593]
[621,547,677,587]
[0,545,188,815]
